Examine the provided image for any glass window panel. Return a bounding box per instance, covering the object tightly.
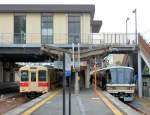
[38,70,46,81]
[68,16,80,44]
[14,15,26,44]
[110,69,117,84]
[69,16,80,22]
[21,70,28,81]
[41,16,53,44]
[31,72,36,82]
[117,68,125,84]
[42,29,48,35]
[47,29,53,35]
[110,68,134,84]
[124,69,134,84]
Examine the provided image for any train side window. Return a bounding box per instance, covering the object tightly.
[38,70,46,81]
[21,70,28,81]
[31,72,36,82]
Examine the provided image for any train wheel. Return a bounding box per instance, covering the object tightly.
[26,93,36,99]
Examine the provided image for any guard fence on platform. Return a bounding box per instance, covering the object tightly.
[0,33,136,46]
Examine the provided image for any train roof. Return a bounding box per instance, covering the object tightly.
[99,66,134,71]
[19,65,48,70]
[90,66,134,75]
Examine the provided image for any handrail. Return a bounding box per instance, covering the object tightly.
[0,32,136,46]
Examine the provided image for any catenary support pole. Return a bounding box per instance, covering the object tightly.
[63,53,66,115]
[138,51,142,97]
[69,73,71,115]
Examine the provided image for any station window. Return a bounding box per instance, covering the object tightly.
[38,70,46,81]
[31,72,36,82]
[14,14,26,44]
[21,70,28,81]
[68,16,80,44]
[41,16,53,44]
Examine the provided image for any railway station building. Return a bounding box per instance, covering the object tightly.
[0,4,102,90]
[0,4,149,99]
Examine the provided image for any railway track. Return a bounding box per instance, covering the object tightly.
[0,82,19,94]
[0,93,30,114]
[126,102,147,115]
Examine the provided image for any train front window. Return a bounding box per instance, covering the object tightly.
[21,70,28,81]
[117,68,125,84]
[38,70,46,81]
[109,69,117,84]
[110,68,134,84]
[31,72,36,82]
[124,69,134,84]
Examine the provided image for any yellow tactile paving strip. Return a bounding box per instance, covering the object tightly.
[96,90,123,115]
[21,90,60,115]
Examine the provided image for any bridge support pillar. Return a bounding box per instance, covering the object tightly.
[0,62,3,82]
[138,52,142,97]
[128,54,133,67]
[85,63,90,88]
[3,62,15,82]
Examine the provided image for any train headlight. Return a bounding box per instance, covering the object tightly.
[128,87,132,90]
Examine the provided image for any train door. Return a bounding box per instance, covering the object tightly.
[29,70,37,91]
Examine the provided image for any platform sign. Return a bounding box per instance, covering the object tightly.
[65,53,71,77]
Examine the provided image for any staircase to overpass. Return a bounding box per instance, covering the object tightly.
[139,35,150,68]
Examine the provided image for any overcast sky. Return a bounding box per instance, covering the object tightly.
[0,0,150,41]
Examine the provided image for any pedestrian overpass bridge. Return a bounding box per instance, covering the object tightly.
[40,33,137,59]
[40,33,150,98]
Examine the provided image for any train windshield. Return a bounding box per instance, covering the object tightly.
[38,70,46,81]
[109,68,134,84]
[21,70,28,81]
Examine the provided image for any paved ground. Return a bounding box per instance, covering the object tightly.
[31,89,114,115]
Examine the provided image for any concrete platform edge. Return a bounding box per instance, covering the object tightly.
[102,91,141,115]
[3,92,51,115]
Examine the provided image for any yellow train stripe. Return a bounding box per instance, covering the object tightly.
[97,90,123,115]
[22,90,60,115]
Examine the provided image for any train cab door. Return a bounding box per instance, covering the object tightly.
[29,70,37,91]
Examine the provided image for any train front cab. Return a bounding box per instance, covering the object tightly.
[19,66,49,98]
[99,66,136,102]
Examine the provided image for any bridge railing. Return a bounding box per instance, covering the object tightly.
[92,33,136,45]
[0,33,136,46]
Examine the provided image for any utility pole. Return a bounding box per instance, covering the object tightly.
[126,17,130,44]
[93,56,97,96]
[133,9,138,45]
[63,53,66,115]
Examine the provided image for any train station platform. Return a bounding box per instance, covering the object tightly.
[4,89,141,115]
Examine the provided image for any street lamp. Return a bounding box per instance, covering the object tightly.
[126,17,130,43]
[132,9,137,45]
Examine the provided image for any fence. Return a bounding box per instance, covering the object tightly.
[0,33,136,46]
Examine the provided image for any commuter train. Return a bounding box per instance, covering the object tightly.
[95,66,136,101]
[19,65,62,98]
